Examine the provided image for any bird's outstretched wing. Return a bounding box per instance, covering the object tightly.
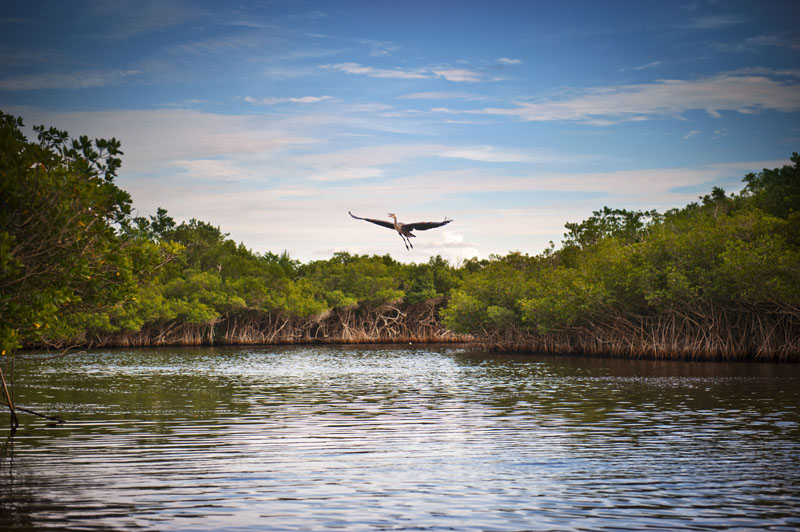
[349,211,394,230]
[404,218,453,231]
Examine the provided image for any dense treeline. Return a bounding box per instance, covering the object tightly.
[443,160,800,360]
[1,111,798,360]
[91,216,466,346]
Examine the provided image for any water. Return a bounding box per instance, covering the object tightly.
[1,345,799,531]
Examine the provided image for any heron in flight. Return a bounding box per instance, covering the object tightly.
[349,212,453,250]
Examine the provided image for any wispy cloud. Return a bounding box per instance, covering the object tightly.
[305,33,401,57]
[378,159,787,203]
[633,60,662,71]
[321,62,489,82]
[321,62,428,79]
[431,68,485,82]
[358,38,401,57]
[172,158,253,183]
[310,167,385,181]
[439,146,550,163]
[88,0,209,40]
[683,130,701,140]
[432,73,800,124]
[713,34,800,53]
[159,98,215,108]
[167,32,283,60]
[724,67,800,77]
[0,48,69,67]
[261,65,319,79]
[496,57,522,66]
[294,143,562,175]
[244,95,339,105]
[0,69,140,91]
[398,91,486,101]
[682,14,746,29]
[6,107,322,174]
[294,143,443,171]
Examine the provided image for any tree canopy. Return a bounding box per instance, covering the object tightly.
[0,112,175,354]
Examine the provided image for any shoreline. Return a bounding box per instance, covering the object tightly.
[19,336,798,363]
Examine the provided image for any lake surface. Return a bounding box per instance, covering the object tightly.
[1,345,799,531]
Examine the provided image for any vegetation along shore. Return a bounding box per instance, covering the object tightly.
[2,111,798,361]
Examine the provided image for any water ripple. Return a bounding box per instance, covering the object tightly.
[2,346,799,531]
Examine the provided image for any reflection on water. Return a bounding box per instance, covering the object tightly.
[2,346,799,531]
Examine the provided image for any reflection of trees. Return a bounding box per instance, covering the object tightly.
[1,435,51,531]
[451,351,800,449]
[2,432,142,530]
[13,348,249,427]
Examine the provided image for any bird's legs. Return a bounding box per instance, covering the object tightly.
[399,234,410,250]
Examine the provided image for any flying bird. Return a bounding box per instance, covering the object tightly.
[349,212,453,250]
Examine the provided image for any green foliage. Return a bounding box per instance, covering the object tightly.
[443,154,800,341]
[97,238,462,335]
[441,253,540,334]
[130,207,176,241]
[563,206,661,249]
[440,291,486,334]
[741,152,800,220]
[401,256,460,305]
[0,111,168,353]
[301,253,406,306]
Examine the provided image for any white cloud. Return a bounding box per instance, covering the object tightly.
[431,68,484,82]
[310,167,385,181]
[321,62,428,79]
[244,95,339,105]
[683,130,701,140]
[261,65,318,79]
[441,231,464,244]
[369,158,787,205]
[294,143,560,171]
[9,108,321,173]
[438,146,547,163]
[496,57,522,66]
[433,73,800,124]
[398,91,485,101]
[321,62,488,82]
[295,143,443,169]
[171,158,252,182]
[633,60,662,71]
[158,98,215,109]
[357,38,401,57]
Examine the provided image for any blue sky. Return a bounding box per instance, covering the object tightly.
[2,1,798,262]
